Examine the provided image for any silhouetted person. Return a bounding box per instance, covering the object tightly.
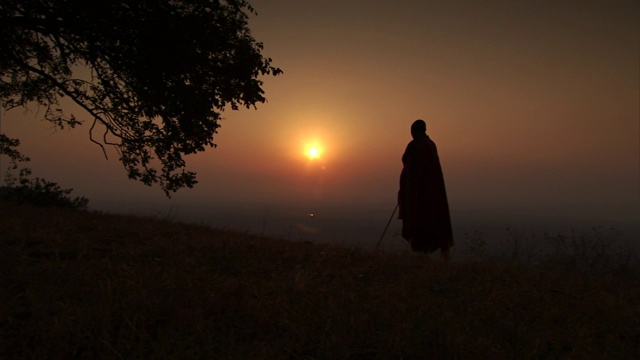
[398,119,453,260]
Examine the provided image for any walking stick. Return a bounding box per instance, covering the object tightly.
[375,203,399,251]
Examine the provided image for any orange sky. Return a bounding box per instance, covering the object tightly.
[1,0,639,221]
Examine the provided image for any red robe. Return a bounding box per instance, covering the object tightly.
[398,133,454,253]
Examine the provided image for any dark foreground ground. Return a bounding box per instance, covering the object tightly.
[1,201,638,359]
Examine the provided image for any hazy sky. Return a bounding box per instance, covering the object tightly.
[2,0,639,221]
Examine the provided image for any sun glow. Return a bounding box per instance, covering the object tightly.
[304,143,325,160]
[308,147,319,158]
[293,123,334,163]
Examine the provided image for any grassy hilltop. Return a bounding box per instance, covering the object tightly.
[1,201,639,359]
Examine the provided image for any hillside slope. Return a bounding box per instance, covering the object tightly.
[1,201,638,359]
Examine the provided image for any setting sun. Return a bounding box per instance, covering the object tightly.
[308,147,319,158]
[304,142,324,160]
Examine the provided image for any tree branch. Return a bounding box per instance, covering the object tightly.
[89,118,108,160]
[18,61,127,142]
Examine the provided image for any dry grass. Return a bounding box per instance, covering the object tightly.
[1,201,639,359]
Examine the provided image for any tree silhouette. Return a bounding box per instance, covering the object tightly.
[0,0,282,195]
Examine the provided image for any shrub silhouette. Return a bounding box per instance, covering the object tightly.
[1,134,88,209]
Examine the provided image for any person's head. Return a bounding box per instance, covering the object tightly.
[410,119,426,139]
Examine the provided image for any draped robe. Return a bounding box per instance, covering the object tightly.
[398,133,454,253]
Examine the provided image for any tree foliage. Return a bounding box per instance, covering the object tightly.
[0,0,281,195]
